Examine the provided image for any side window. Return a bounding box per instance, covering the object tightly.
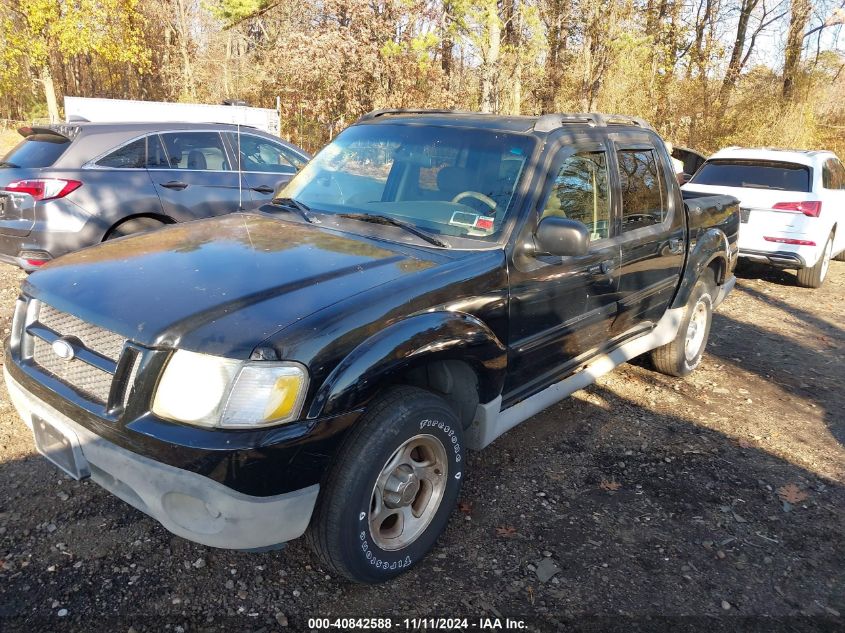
[616,148,667,232]
[824,158,845,189]
[145,135,169,168]
[235,134,296,173]
[543,151,611,240]
[96,137,147,169]
[155,132,230,171]
[279,146,308,170]
[823,160,835,189]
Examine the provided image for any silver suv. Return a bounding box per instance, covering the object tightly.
[0,122,309,270]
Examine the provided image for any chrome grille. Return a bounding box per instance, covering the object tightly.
[37,304,124,361]
[32,338,114,403]
[27,303,127,406]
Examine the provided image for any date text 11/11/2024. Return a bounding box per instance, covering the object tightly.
[307,617,528,630]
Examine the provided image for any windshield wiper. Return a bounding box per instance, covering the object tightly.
[270,197,314,223]
[0,161,20,168]
[338,213,449,248]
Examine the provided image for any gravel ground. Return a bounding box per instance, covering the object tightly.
[0,259,842,632]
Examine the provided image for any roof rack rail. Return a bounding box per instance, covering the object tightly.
[357,108,478,123]
[533,112,653,132]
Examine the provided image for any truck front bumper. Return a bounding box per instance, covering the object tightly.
[4,368,319,550]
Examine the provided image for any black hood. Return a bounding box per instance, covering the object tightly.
[25,213,439,358]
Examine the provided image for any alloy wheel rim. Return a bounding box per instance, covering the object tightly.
[684,300,708,362]
[369,434,448,551]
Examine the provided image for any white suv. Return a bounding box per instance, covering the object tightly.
[682,148,845,288]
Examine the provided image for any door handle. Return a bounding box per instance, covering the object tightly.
[161,181,188,190]
[668,238,684,254]
[588,260,615,276]
[251,185,275,194]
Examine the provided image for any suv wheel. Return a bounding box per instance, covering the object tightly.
[306,386,464,583]
[796,234,833,288]
[651,272,714,377]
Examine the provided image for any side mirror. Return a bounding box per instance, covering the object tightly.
[535,216,590,257]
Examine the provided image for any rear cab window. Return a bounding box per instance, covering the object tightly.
[691,159,811,192]
[1,133,71,168]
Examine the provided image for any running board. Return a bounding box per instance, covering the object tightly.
[465,307,684,450]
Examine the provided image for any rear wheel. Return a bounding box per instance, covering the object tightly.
[105,217,166,240]
[796,233,833,288]
[306,386,464,583]
[651,273,714,377]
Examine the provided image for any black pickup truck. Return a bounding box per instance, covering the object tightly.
[4,111,739,583]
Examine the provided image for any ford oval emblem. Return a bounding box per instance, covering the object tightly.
[52,338,76,361]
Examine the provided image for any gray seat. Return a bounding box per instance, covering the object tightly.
[187,150,207,170]
[436,166,471,200]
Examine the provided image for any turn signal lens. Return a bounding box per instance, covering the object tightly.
[220,364,308,428]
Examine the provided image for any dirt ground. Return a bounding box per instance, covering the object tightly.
[0,259,842,632]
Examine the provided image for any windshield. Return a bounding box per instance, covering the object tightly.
[1,133,71,168]
[276,123,535,245]
[690,159,811,192]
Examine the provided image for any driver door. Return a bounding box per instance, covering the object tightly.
[505,140,621,404]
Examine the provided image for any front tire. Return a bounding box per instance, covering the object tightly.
[306,386,464,583]
[651,274,714,377]
[796,233,833,288]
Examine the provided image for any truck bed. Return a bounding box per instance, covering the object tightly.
[682,190,740,244]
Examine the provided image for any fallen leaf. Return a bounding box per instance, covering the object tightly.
[777,484,807,504]
[600,480,621,491]
[495,526,518,538]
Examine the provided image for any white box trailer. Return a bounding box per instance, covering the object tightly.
[64,96,281,136]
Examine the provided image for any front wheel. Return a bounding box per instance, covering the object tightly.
[651,274,714,377]
[796,234,833,288]
[306,386,464,583]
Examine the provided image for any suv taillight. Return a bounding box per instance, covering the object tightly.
[3,179,82,201]
[772,201,821,217]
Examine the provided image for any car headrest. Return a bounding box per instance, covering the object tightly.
[187,149,207,170]
[436,166,470,197]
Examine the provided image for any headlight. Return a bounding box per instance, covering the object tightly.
[152,350,309,428]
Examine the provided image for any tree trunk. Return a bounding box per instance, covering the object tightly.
[783,0,812,100]
[719,0,761,106]
[224,32,232,97]
[174,0,195,99]
[441,1,454,89]
[508,0,522,115]
[542,1,568,113]
[40,66,60,123]
[480,4,501,113]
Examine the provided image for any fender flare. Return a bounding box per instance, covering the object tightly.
[671,228,729,309]
[307,311,507,419]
